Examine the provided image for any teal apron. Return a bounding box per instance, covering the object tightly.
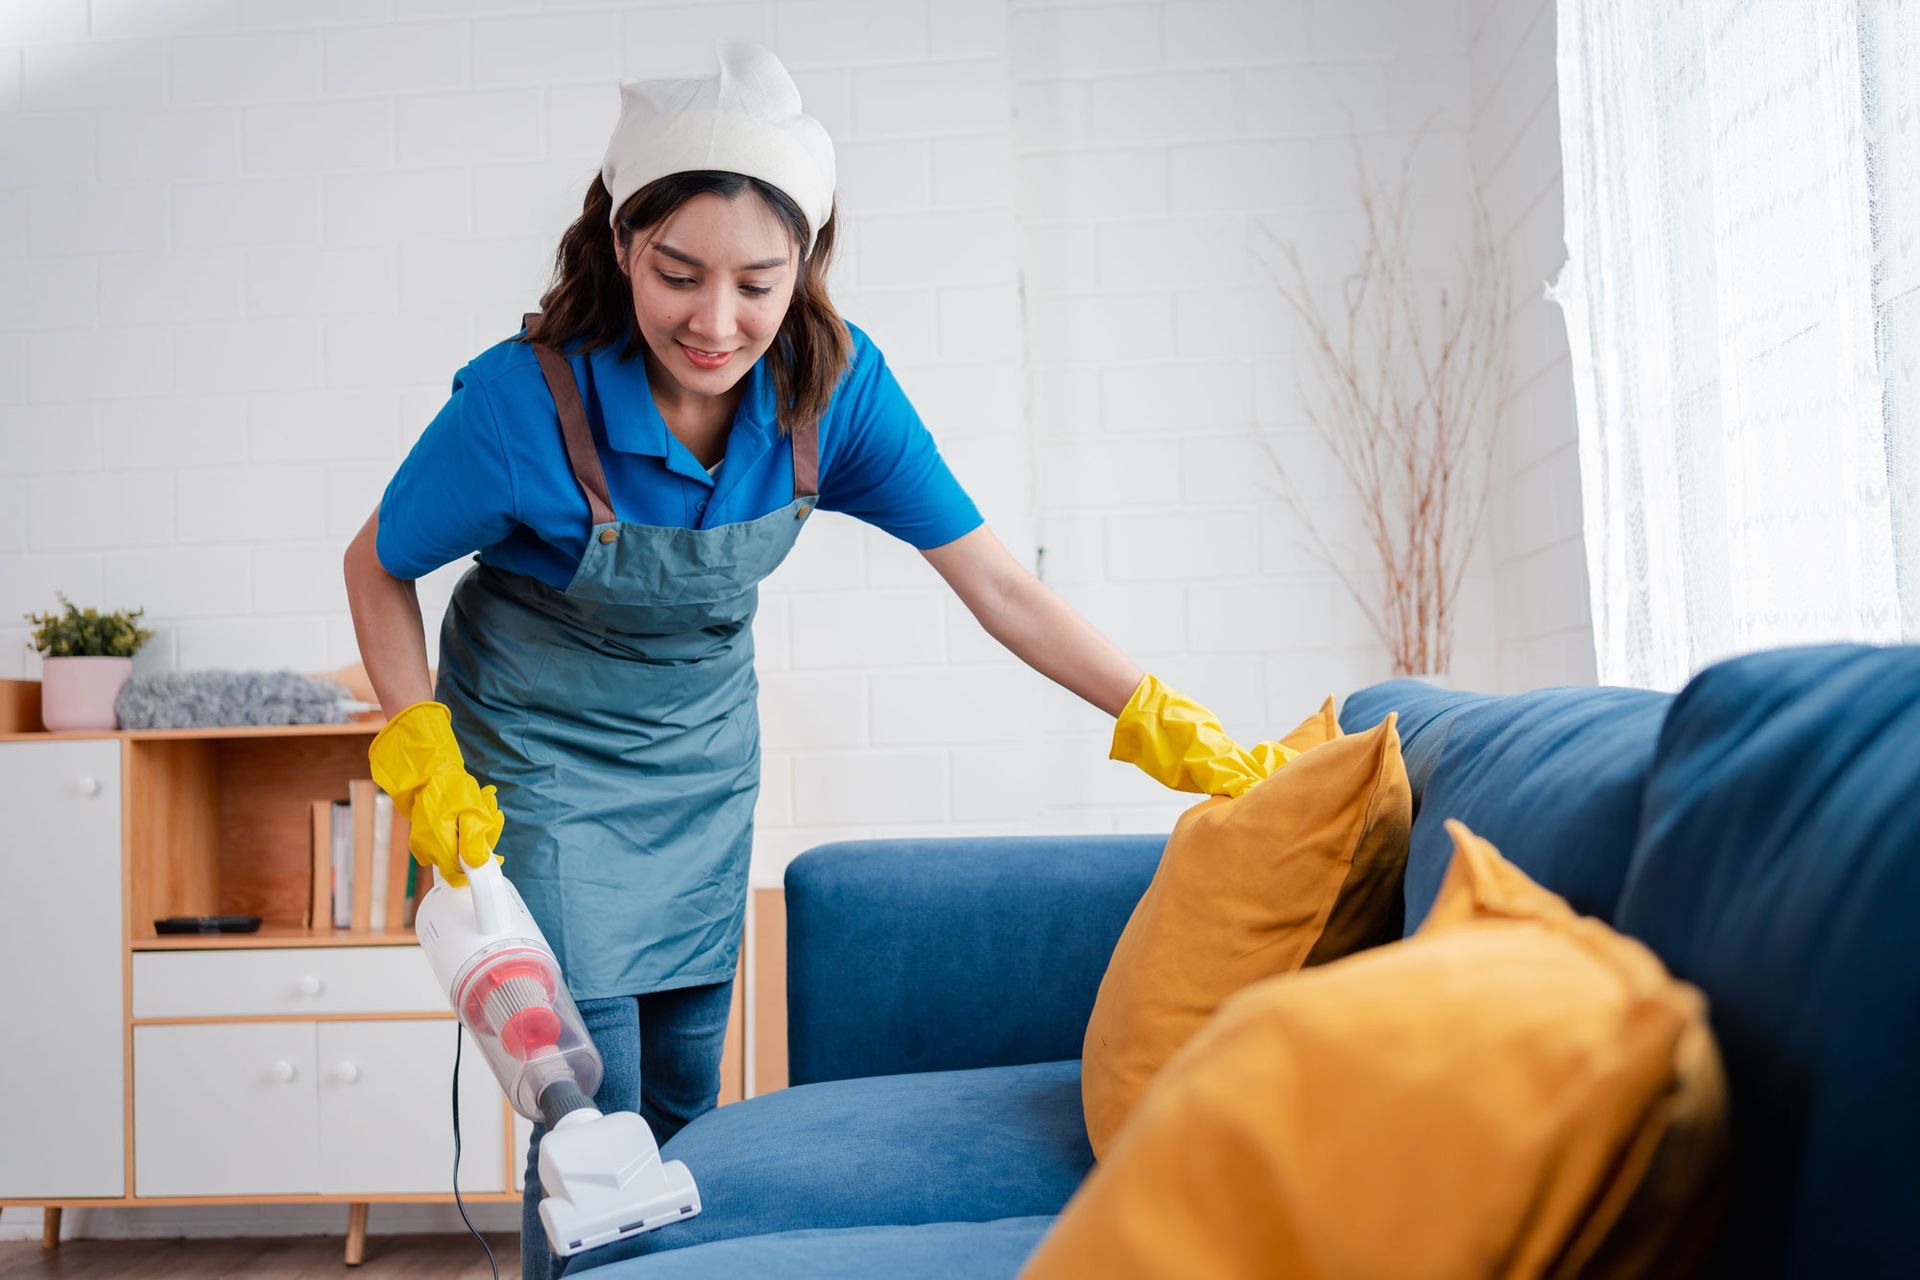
[434,317,817,1000]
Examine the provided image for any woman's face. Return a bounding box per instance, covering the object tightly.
[621,191,799,403]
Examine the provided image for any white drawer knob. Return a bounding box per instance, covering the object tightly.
[72,776,101,798]
[298,975,325,997]
[272,1060,298,1084]
[337,1062,361,1084]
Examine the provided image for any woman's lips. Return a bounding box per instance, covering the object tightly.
[679,342,736,370]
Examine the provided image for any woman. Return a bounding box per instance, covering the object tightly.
[342,44,1278,1279]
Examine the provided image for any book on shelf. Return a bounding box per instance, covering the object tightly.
[330,799,352,930]
[308,782,420,936]
[349,779,376,931]
[385,800,413,929]
[371,793,390,929]
[403,854,423,927]
[308,801,331,931]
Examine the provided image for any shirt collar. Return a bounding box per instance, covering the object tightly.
[589,335,779,465]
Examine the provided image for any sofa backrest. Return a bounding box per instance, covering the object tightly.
[1613,644,1920,1277]
[1341,678,1672,930]
[785,834,1164,1087]
[1346,645,1920,1278]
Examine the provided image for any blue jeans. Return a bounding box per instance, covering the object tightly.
[519,980,734,1280]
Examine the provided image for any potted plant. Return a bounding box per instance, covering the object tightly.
[24,594,154,731]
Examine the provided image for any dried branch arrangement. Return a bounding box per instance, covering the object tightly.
[1261,146,1513,678]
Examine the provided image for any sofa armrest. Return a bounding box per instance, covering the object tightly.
[784,834,1165,1087]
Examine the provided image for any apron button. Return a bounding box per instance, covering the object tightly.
[598,528,618,544]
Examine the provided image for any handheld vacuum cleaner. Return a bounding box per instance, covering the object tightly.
[415,854,701,1257]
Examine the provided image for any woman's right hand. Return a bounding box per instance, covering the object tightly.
[368,700,505,887]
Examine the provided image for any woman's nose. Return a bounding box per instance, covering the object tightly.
[686,288,733,341]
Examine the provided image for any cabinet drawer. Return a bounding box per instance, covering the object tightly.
[318,1021,505,1194]
[133,945,443,1018]
[134,1022,319,1196]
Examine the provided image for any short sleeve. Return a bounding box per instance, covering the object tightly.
[375,370,519,580]
[818,334,983,549]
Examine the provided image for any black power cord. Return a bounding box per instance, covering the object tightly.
[453,1023,501,1280]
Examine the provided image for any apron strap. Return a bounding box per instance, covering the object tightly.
[523,312,616,528]
[521,312,822,511]
[790,414,819,500]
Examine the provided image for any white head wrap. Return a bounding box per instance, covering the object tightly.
[601,43,836,252]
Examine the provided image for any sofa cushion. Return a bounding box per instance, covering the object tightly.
[1614,644,1920,1278]
[1343,679,1670,931]
[1080,712,1410,1157]
[1028,821,1728,1280]
[586,1216,1054,1279]
[570,1060,1090,1269]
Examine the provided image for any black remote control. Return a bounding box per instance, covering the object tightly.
[153,915,263,934]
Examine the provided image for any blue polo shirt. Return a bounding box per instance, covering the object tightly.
[376,321,982,588]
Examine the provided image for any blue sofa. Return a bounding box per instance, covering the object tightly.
[577,644,1920,1278]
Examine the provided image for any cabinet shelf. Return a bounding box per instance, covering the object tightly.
[132,926,420,951]
[127,733,399,939]
[0,719,384,745]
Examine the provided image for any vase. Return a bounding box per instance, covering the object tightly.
[40,656,133,732]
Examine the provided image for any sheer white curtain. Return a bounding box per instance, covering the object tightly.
[1551,0,1920,689]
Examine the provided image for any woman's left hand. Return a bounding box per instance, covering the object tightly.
[1108,673,1295,798]
[922,527,1293,796]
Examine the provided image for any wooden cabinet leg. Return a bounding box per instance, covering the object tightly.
[345,1202,369,1266]
[42,1206,62,1249]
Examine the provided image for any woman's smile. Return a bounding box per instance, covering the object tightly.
[678,341,737,370]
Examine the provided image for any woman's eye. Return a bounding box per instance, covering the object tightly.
[655,270,769,296]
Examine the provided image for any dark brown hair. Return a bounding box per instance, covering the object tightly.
[527,171,850,435]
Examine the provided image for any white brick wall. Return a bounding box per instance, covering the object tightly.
[1011,0,1500,837]
[0,0,1577,933]
[1468,0,1595,688]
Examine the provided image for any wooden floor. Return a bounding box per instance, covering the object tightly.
[0,1234,517,1279]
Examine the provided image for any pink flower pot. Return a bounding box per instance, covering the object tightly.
[40,656,133,732]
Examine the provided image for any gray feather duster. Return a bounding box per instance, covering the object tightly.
[115,670,354,730]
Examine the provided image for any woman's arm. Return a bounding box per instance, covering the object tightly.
[343,508,436,716]
[921,524,1143,716]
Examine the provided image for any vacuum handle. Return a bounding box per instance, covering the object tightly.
[466,853,507,935]
[432,846,508,936]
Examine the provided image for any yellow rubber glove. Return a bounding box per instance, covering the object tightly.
[1110,673,1298,798]
[368,700,504,888]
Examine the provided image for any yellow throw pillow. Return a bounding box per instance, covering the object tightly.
[1080,705,1409,1158]
[1285,694,1342,750]
[1030,821,1728,1280]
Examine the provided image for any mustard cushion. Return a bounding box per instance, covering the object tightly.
[1030,821,1728,1280]
[1080,703,1409,1158]
[1281,693,1341,751]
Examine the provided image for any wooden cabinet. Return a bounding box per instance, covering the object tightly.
[0,717,525,1259]
[0,699,758,1259]
[0,739,125,1199]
